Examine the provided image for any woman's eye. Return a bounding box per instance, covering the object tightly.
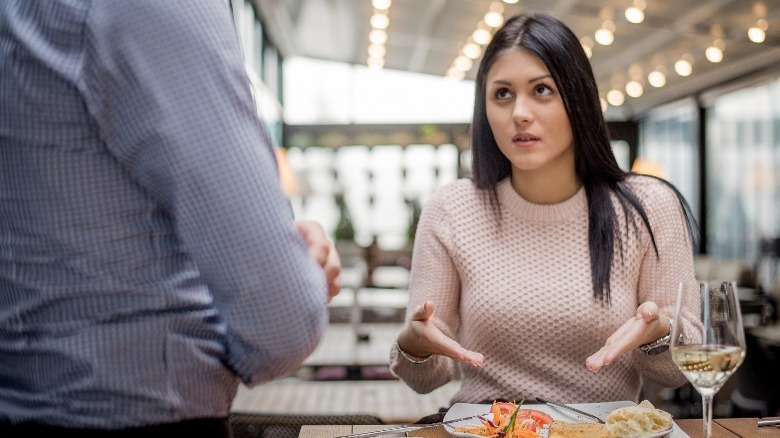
[534,84,553,96]
[495,88,512,99]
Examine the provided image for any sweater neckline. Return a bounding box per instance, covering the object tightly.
[497,178,587,222]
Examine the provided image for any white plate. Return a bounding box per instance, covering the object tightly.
[443,402,685,438]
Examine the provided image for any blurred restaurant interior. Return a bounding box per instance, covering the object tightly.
[226,0,780,435]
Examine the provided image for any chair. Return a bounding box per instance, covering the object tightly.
[730,328,780,417]
[228,412,384,438]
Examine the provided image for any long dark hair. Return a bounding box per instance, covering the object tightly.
[471,13,697,303]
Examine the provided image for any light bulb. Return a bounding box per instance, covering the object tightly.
[595,28,614,45]
[454,56,473,71]
[463,43,482,59]
[648,70,666,88]
[367,44,386,58]
[370,13,389,29]
[369,29,387,44]
[626,81,644,97]
[674,59,692,76]
[583,45,593,58]
[748,26,766,43]
[372,0,391,10]
[705,46,723,63]
[473,28,492,45]
[489,2,505,14]
[607,89,625,106]
[484,11,504,28]
[625,7,644,23]
[367,57,384,68]
[446,67,465,80]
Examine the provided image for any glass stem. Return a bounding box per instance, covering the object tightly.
[702,394,714,438]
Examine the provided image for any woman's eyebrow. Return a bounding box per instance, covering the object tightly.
[528,74,552,82]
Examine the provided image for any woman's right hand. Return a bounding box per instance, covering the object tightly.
[396,300,484,367]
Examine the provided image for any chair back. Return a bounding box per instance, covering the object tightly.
[229,412,384,438]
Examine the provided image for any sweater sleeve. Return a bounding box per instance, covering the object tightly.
[390,185,462,393]
[633,178,698,387]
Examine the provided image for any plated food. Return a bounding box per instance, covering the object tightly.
[454,401,553,438]
[447,400,677,438]
[605,400,674,437]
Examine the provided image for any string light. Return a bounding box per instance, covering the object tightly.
[705,39,725,63]
[472,28,492,45]
[625,0,646,24]
[580,36,594,59]
[369,29,387,45]
[674,53,694,77]
[367,2,391,69]
[648,67,667,88]
[454,55,473,71]
[371,0,391,9]
[595,20,616,45]
[463,42,482,59]
[607,89,625,106]
[484,11,505,28]
[369,12,389,29]
[367,44,386,58]
[626,80,644,98]
[748,18,768,43]
[446,3,504,79]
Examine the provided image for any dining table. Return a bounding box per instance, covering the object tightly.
[297,417,780,437]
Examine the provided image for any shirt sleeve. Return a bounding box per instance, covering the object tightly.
[81,0,328,385]
[634,178,698,386]
[390,188,459,392]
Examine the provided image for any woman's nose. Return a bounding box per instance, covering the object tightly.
[512,99,532,125]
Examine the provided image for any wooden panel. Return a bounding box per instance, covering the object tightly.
[718,417,780,437]
[676,418,739,437]
[299,424,351,438]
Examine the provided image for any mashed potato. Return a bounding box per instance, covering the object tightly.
[605,400,673,437]
[548,421,609,438]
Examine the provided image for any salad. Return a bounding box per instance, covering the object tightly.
[454,400,554,438]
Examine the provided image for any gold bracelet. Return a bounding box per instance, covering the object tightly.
[396,343,431,364]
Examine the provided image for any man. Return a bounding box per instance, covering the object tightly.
[0,0,339,435]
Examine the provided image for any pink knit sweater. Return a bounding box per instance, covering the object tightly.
[390,175,697,405]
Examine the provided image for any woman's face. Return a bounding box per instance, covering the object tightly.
[485,48,575,182]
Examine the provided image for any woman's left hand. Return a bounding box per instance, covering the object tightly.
[585,301,669,372]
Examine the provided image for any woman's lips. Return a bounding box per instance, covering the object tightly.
[512,133,540,147]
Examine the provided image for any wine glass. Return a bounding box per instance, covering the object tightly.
[671,280,746,438]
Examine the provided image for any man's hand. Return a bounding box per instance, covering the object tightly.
[295,220,341,301]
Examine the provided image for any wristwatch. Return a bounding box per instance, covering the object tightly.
[639,317,680,355]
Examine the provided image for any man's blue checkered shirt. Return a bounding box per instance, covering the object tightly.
[0,0,328,428]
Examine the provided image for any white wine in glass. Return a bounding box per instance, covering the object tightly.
[671,280,746,438]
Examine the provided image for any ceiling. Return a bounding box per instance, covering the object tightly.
[255,0,780,120]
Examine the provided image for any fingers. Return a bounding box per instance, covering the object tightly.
[438,336,485,367]
[636,301,660,322]
[294,220,342,301]
[324,243,342,301]
[400,300,484,367]
[586,302,666,372]
[586,347,615,372]
[412,300,434,322]
[295,220,330,266]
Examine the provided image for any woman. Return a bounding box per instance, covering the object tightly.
[390,13,699,404]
